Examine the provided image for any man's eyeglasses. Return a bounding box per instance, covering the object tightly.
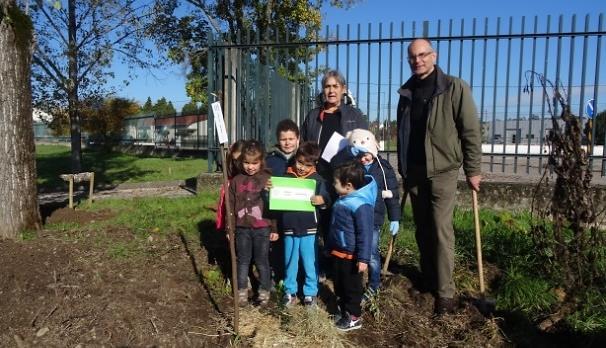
[408,51,433,62]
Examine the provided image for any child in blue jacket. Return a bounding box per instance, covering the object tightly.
[332,129,401,295]
[328,160,377,331]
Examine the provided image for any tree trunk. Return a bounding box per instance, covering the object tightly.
[0,0,42,239]
[68,0,82,173]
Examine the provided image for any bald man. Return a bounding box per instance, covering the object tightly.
[396,38,482,315]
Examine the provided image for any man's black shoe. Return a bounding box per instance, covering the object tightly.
[434,297,457,315]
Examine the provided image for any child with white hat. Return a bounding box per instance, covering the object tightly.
[333,128,401,296]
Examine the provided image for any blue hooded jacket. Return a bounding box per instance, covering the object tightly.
[331,145,401,227]
[327,175,377,263]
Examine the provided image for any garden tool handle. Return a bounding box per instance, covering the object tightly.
[382,235,395,274]
[472,190,486,294]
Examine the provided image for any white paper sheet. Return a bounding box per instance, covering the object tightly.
[321,132,348,162]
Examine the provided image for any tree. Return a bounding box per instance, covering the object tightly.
[0,0,41,238]
[149,1,361,103]
[181,100,199,115]
[81,97,140,145]
[141,96,154,114]
[153,97,176,116]
[29,0,161,172]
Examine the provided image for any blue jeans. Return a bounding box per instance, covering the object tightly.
[368,226,381,292]
[283,235,318,296]
[235,227,271,291]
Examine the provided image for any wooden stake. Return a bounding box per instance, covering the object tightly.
[68,177,74,209]
[472,190,485,294]
[220,144,239,334]
[382,190,407,275]
[88,172,95,206]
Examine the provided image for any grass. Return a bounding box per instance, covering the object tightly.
[36,144,208,190]
[384,202,606,337]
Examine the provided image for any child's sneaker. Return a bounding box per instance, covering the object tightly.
[303,296,317,308]
[282,293,297,307]
[335,312,362,332]
[257,290,270,305]
[238,289,248,307]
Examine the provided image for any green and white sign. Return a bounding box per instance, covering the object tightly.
[269,176,316,212]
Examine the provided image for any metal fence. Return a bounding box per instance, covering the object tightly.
[207,13,606,176]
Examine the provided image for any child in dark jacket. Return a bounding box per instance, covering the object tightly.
[229,140,278,306]
[275,142,331,307]
[328,161,377,331]
[335,129,402,294]
[265,119,300,284]
[266,119,300,176]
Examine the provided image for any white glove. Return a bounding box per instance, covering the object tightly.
[381,190,393,199]
[350,145,369,157]
[389,221,400,236]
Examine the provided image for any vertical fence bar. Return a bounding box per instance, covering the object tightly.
[346,24,350,92]
[255,30,261,140]
[446,19,453,74]
[356,23,361,111]
[206,32,215,172]
[239,31,246,139]
[480,18,488,147]
[377,23,383,133]
[554,15,564,116]
[387,22,394,157]
[336,25,340,71]
[578,15,590,120]
[538,15,551,173]
[325,25,330,69]
[434,20,440,65]
[567,15,576,107]
[501,17,513,172]
[304,28,311,115]
[514,17,526,173]
[526,16,539,174]
[318,26,320,98]
[470,18,476,89]
[366,22,372,119]
[490,18,501,172]
[595,14,604,175]
[458,19,464,79]
[578,15,589,167]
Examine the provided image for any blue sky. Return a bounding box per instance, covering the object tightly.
[110,0,603,110]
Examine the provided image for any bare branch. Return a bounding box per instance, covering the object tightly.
[32,54,67,93]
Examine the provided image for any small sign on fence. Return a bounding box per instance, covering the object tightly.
[586,99,595,119]
[211,101,228,144]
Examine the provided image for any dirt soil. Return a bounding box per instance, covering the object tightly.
[1,206,505,347]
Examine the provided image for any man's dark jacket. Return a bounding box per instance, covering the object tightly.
[396,66,482,178]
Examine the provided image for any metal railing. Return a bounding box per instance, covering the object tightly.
[207,14,605,176]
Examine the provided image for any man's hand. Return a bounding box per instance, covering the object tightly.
[269,232,279,241]
[466,175,482,192]
[357,261,368,273]
[311,195,325,206]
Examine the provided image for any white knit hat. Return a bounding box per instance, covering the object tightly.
[346,128,379,157]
